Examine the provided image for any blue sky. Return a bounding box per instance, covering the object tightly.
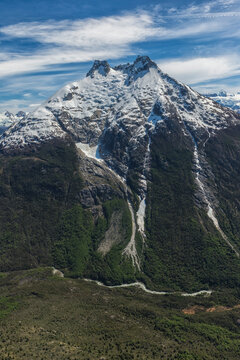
[1,0,240,112]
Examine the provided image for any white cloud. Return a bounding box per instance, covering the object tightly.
[0,12,159,78]
[0,47,130,78]
[158,56,240,84]
[1,16,148,48]
[194,83,240,94]
[1,13,159,47]
[1,2,240,110]
[0,98,33,113]
[2,9,234,46]
[29,103,41,108]
[0,9,237,79]
[163,0,240,21]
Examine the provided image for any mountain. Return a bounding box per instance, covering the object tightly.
[1,56,240,291]
[0,111,16,133]
[1,58,238,151]
[204,90,240,113]
[0,110,26,134]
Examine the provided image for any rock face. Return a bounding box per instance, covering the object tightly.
[77,154,126,215]
[1,56,240,291]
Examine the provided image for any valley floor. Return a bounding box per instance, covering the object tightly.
[0,268,240,360]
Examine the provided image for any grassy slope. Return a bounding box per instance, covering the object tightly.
[0,268,240,360]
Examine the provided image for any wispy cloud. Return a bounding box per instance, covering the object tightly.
[0,7,238,79]
[1,13,159,47]
[0,12,158,78]
[0,98,38,113]
[158,55,240,84]
[0,48,129,78]
[1,0,240,111]
[165,0,240,18]
[0,71,85,112]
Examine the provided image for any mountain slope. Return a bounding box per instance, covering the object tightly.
[1,56,240,291]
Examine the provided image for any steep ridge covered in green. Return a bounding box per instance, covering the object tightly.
[0,140,135,284]
[0,127,240,291]
[143,124,240,291]
[0,139,84,270]
[205,125,240,253]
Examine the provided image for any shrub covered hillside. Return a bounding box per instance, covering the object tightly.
[143,125,240,291]
[0,139,135,284]
[1,268,240,360]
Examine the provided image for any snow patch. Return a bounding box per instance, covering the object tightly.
[136,135,150,240]
[136,198,146,238]
[122,200,140,270]
[105,166,140,270]
[76,142,102,161]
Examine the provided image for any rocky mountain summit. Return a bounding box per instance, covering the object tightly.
[1,56,238,150]
[1,56,240,291]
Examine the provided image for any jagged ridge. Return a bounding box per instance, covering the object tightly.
[0,110,26,134]
[1,56,239,152]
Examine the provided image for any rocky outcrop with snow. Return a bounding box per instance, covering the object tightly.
[0,110,26,134]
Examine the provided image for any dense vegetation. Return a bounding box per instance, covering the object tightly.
[1,123,240,358]
[0,268,240,359]
[0,139,135,283]
[84,198,136,285]
[144,129,240,291]
[0,139,83,270]
[52,205,93,277]
[205,125,240,250]
[53,198,135,283]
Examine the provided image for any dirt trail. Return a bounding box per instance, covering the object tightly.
[182,304,240,315]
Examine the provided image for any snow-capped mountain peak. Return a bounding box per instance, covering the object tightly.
[1,56,240,152]
[113,55,160,85]
[4,111,15,119]
[86,60,111,78]
[129,55,158,75]
[0,110,27,134]
[16,111,27,118]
